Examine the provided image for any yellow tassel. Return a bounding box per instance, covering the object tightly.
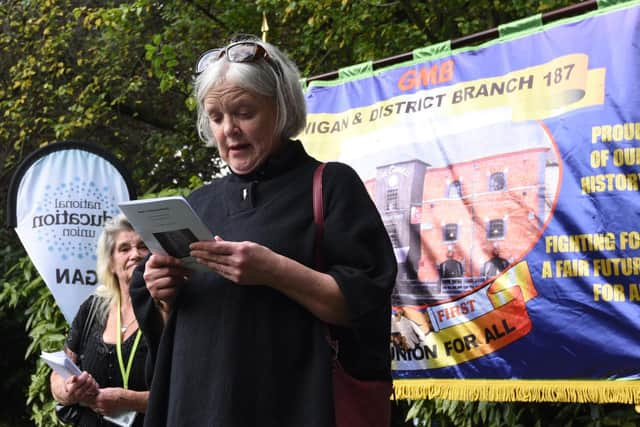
[393,379,640,404]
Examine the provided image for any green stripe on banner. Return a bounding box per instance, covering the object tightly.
[413,41,452,61]
[304,0,640,89]
[338,60,373,80]
[599,0,636,7]
[498,13,542,38]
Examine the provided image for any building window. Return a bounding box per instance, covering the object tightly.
[386,223,401,247]
[386,188,399,210]
[487,219,505,239]
[443,223,458,242]
[489,172,506,191]
[448,180,462,198]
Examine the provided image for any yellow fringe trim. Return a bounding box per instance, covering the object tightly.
[393,379,640,405]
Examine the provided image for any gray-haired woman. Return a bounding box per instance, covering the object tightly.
[131,36,397,427]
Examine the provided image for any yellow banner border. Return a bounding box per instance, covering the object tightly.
[393,378,640,408]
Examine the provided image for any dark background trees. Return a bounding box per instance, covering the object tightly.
[3,0,638,425]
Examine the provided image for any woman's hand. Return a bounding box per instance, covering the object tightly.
[63,371,99,405]
[143,254,190,316]
[90,388,149,416]
[90,387,122,416]
[190,236,279,284]
[191,236,350,325]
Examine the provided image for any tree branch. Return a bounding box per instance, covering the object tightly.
[398,0,429,34]
[181,0,230,30]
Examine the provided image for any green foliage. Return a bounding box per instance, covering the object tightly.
[1,256,67,425]
[405,399,640,426]
[0,302,33,426]
[258,0,582,77]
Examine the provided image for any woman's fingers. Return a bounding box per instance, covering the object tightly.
[191,241,240,276]
[190,239,276,284]
[143,254,190,312]
[66,372,98,401]
[144,255,189,292]
[91,388,123,415]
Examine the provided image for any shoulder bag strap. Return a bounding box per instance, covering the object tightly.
[312,163,340,357]
[313,162,327,271]
[79,296,98,355]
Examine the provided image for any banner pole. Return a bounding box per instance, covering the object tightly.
[306,0,598,83]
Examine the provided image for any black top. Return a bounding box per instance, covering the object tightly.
[66,296,148,427]
[130,141,397,427]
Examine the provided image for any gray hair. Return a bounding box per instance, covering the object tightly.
[94,214,136,321]
[194,39,307,147]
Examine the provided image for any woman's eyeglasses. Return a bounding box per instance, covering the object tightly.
[195,41,269,74]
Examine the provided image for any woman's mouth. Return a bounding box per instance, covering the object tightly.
[229,143,250,152]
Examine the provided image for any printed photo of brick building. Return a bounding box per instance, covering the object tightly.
[357,121,560,305]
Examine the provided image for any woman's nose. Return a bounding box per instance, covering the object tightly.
[130,248,144,259]
[222,115,239,136]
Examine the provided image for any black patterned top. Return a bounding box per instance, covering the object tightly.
[65,295,148,427]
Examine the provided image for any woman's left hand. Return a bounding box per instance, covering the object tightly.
[192,236,350,325]
[90,387,126,416]
[190,236,279,284]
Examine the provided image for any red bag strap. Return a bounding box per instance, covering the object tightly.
[313,163,396,406]
[312,163,340,357]
[313,163,327,271]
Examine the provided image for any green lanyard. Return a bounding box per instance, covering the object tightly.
[116,299,142,389]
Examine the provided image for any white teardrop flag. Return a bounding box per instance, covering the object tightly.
[7,141,135,323]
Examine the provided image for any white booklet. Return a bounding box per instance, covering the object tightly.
[119,196,214,271]
[41,350,82,379]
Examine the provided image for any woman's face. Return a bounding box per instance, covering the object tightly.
[204,82,280,174]
[110,230,149,287]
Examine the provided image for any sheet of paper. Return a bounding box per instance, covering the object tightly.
[104,410,137,427]
[119,196,214,271]
[41,350,82,379]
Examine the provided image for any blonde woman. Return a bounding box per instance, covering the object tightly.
[50,214,150,426]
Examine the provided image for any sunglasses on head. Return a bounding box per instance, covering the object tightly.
[195,41,270,74]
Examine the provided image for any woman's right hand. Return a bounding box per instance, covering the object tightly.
[63,371,99,404]
[143,254,190,315]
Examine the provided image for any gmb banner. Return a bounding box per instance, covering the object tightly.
[302,1,640,402]
[6,141,136,324]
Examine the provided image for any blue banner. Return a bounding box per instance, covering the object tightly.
[303,1,640,400]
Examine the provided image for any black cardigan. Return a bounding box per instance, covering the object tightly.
[130,140,397,427]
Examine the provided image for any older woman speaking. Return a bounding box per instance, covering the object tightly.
[130,35,397,427]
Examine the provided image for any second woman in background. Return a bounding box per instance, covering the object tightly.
[50,215,150,426]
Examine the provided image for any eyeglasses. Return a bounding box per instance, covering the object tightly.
[195,41,270,74]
